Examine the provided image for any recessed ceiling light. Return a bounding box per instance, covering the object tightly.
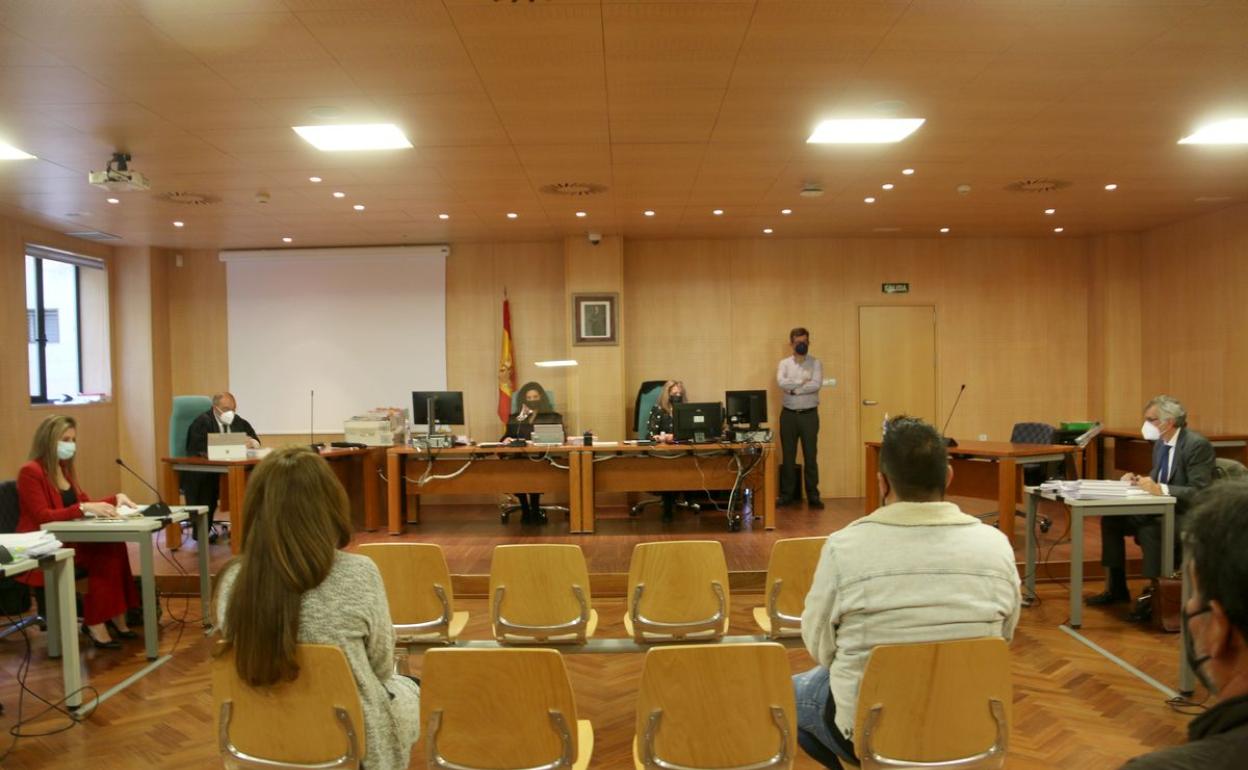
[1044,208,1056,215]
[762,228,774,234]
[1104,183,1118,191]
[353,204,365,211]
[807,118,925,144]
[781,208,793,215]
[902,168,916,176]
[1054,227,1064,233]
[864,197,876,204]
[332,191,346,198]
[292,123,413,152]
[308,176,322,183]
[172,221,185,228]
[282,236,293,243]
[643,210,656,217]
[106,197,119,205]
[0,140,35,160]
[574,211,587,218]
[506,212,518,219]
[881,183,894,191]
[438,213,450,220]
[939,227,950,234]
[712,209,724,216]
[1178,118,1248,145]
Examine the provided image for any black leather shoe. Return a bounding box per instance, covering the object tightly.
[808,499,825,510]
[1127,602,1153,623]
[1085,590,1130,606]
[106,620,139,639]
[776,497,795,508]
[82,624,121,650]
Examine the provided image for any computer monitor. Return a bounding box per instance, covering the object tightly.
[725,390,768,430]
[673,402,724,443]
[411,391,465,428]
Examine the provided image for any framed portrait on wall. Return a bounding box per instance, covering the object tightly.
[573,293,618,346]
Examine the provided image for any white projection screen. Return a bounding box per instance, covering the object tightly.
[222,245,448,435]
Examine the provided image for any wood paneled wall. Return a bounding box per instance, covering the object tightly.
[1087,233,1145,428]
[1139,202,1248,433]
[624,237,1093,496]
[0,215,119,495]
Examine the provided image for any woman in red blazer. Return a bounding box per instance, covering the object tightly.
[17,415,141,649]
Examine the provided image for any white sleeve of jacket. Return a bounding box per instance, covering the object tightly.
[801,537,841,666]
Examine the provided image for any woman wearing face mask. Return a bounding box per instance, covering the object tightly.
[16,415,141,649]
[503,382,553,525]
[647,380,688,521]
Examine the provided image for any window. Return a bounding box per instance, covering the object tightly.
[25,245,111,404]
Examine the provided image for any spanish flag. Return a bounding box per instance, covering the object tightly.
[497,292,517,423]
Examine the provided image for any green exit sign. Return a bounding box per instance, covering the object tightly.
[882,282,910,294]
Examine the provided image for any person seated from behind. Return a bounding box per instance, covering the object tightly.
[184,391,261,543]
[793,416,1021,768]
[17,414,140,649]
[503,381,553,525]
[214,447,419,770]
[647,379,687,521]
[1117,482,1248,769]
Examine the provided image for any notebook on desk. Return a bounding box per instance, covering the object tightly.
[208,433,248,460]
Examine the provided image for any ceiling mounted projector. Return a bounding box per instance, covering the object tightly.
[89,152,150,192]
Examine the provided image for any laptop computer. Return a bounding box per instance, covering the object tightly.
[207,432,248,460]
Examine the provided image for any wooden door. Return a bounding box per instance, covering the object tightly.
[859,306,937,444]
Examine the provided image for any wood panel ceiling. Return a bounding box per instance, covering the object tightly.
[0,0,1244,249]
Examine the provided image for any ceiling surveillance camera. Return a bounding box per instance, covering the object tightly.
[587,232,602,245]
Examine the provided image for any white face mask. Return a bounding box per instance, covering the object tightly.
[57,441,76,461]
[1141,420,1163,442]
[219,409,236,426]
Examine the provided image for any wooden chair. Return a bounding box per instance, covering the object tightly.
[212,644,366,769]
[624,540,730,643]
[847,638,1012,769]
[422,648,593,770]
[633,643,796,770]
[358,543,468,643]
[753,536,826,639]
[489,544,598,644]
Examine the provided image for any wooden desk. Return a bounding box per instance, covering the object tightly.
[386,445,580,535]
[865,440,1079,549]
[162,447,385,553]
[582,443,777,533]
[1097,427,1248,478]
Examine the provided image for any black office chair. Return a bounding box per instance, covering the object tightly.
[0,480,39,636]
[1010,422,1057,533]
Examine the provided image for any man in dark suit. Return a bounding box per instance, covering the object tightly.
[1089,395,1215,620]
[184,392,260,542]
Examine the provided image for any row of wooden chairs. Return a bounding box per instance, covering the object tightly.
[214,638,1011,770]
[358,537,828,645]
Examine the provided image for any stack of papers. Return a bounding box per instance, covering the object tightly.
[1039,479,1149,500]
[0,531,63,560]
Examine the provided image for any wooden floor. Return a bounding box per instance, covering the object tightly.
[1,495,1180,769]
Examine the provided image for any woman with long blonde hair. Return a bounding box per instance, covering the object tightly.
[16,414,140,648]
[214,447,419,770]
[646,379,688,520]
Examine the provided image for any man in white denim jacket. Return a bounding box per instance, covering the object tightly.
[793,416,1022,768]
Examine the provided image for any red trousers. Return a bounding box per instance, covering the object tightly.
[23,542,139,625]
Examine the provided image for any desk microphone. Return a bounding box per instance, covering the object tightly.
[114,458,173,518]
[940,384,966,448]
[310,388,316,449]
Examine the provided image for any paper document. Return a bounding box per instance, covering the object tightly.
[1039,479,1149,500]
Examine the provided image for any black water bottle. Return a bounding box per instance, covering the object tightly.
[582,430,593,447]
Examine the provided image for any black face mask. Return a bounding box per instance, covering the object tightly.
[524,400,542,411]
[1181,604,1216,693]
[794,341,809,356]
[669,394,684,405]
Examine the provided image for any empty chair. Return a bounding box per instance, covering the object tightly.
[633,643,796,770]
[422,647,593,770]
[359,543,468,644]
[850,638,1011,769]
[624,540,730,643]
[489,544,598,644]
[213,643,367,769]
[753,536,826,639]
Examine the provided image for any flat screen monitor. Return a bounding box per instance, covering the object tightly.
[674,402,724,443]
[411,391,465,427]
[725,390,768,430]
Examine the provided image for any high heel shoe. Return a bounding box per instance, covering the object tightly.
[106,619,139,639]
[81,623,121,650]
